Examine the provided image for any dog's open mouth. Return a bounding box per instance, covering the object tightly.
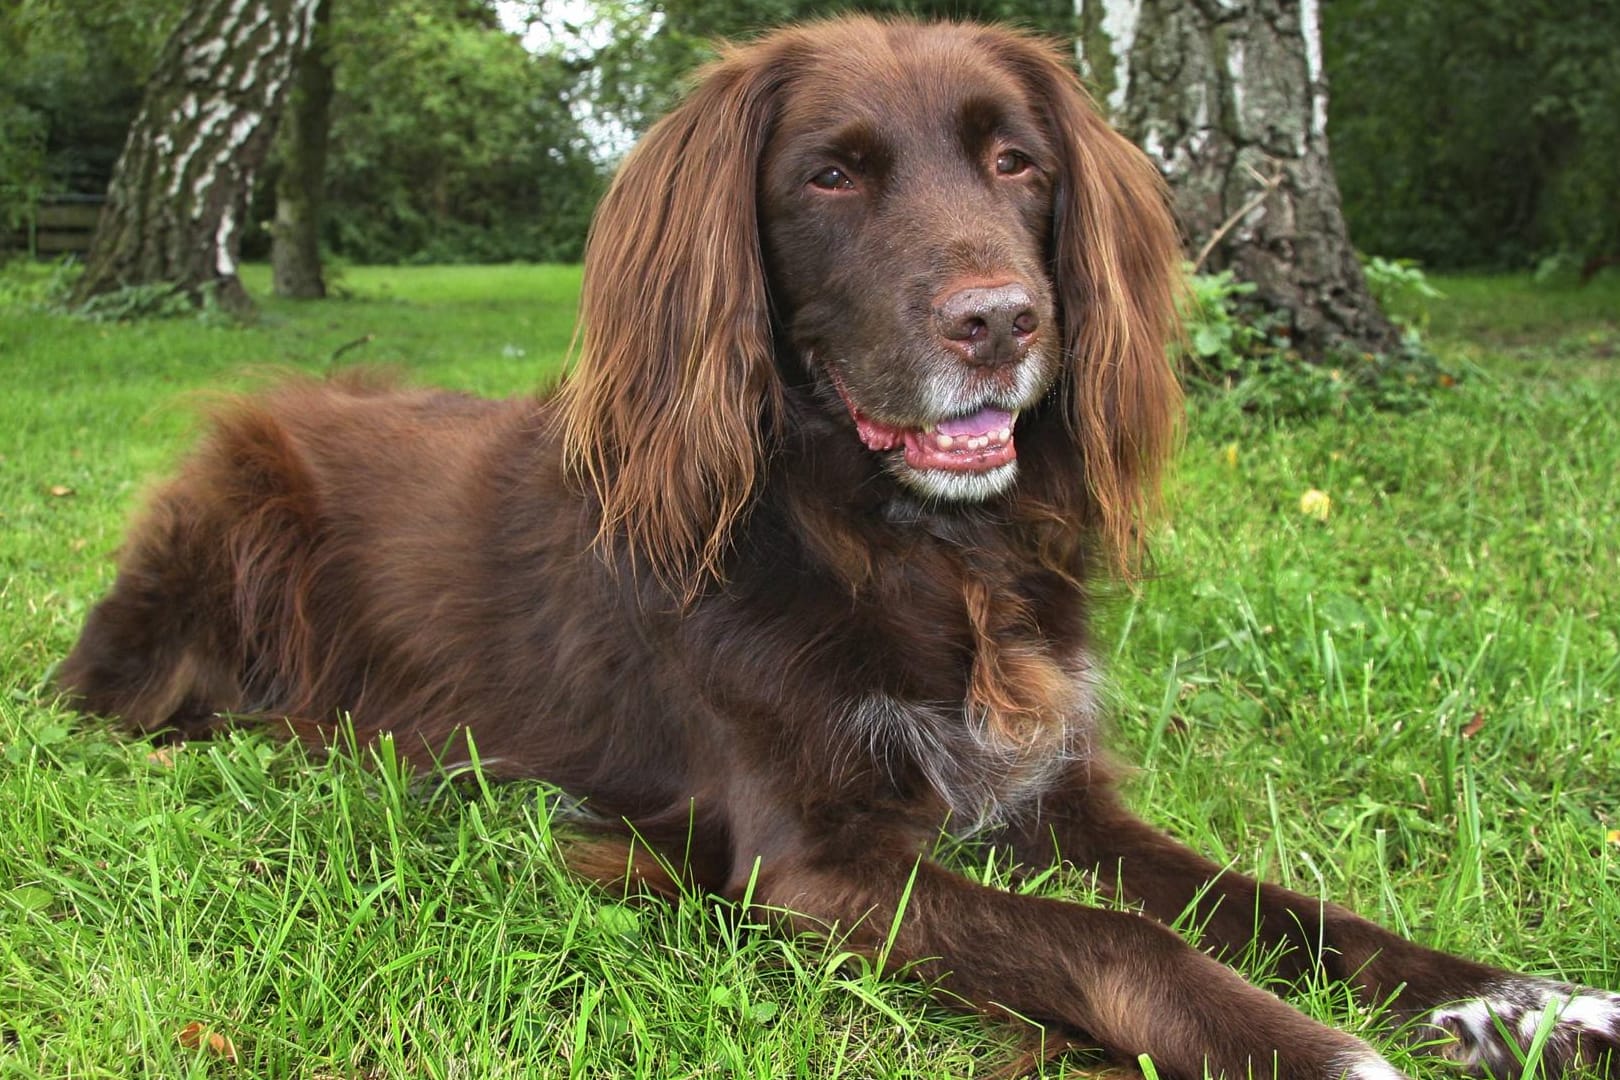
[831,373,1016,474]
[900,407,1017,472]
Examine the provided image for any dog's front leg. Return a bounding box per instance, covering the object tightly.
[755,852,1404,1080]
[1005,777,1620,1078]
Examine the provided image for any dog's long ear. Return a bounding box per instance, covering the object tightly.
[991,32,1184,575]
[561,45,787,600]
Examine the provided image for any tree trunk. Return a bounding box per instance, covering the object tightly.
[72,0,320,316]
[1078,0,1399,360]
[271,0,333,299]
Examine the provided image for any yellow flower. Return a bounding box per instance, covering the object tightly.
[1299,489,1331,521]
[1222,442,1239,468]
[1607,829,1620,846]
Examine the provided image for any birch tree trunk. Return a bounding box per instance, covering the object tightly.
[1078,0,1399,360]
[270,0,333,299]
[72,0,320,315]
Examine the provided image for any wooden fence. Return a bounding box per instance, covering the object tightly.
[7,194,105,257]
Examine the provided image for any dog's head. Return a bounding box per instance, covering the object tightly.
[563,18,1182,593]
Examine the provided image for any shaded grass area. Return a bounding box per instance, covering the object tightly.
[1,265,1616,1077]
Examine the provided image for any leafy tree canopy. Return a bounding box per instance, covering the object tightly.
[6,0,1617,270]
[1,0,186,226]
[314,0,602,263]
[1325,0,1620,269]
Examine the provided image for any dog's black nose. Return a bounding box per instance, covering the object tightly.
[935,283,1039,368]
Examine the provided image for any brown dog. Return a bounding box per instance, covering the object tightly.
[61,18,1618,1080]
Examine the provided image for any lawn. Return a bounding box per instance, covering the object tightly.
[1,264,1617,1078]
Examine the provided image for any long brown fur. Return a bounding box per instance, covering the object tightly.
[61,18,1619,1080]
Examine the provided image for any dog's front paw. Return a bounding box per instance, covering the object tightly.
[1334,1049,1412,1080]
[1420,978,1620,1077]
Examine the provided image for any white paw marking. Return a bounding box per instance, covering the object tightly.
[1336,1049,1409,1080]
[1426,978,1620,1075]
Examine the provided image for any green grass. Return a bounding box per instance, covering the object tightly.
[2,265,1617,1077]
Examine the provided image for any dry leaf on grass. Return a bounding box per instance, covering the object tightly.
[176,1021,238,1062]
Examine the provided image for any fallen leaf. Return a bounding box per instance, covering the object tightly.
[176,1021,238,1062]
[146,745,181,768]
[49,485,75,498]
[1460,711,1486,739]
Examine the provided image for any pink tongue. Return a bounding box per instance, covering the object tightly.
[935,406,1014,438]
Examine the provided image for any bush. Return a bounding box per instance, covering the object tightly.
[1179,262,1455,431]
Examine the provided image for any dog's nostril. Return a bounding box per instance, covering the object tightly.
[1012,310,1038,336]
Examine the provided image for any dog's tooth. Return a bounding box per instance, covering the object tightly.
[998,427,1011,442]
[937,433,955,450]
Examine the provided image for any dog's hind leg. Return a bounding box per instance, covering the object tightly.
[58,485,246,737]
[60,403,320,737]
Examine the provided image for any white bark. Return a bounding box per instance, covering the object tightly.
[75,0,319,312]
[1077,0,1399,358]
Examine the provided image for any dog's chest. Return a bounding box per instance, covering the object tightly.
[844,634,1100,836]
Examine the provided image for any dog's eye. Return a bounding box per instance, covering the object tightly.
[809,167,856,192]
[995,150,1033,177]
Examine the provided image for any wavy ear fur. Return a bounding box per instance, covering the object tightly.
[561,44,789,600]
[988,31,1184,575]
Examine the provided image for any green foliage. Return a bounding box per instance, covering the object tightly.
[1359,255,1444,335]
[0,258,250,325]
[0,103,47,234]
[659,0,1076,39]
[0,0,185,236]
[4,0,603,267]
[311,0,604,264]
[1179,267,1273,378]
[1179,264,1454,431]
[1325,0,1620,268]
[11,0,1614,273]
[0,259,81,311]
[592,0,1078,147]
[70,281,238,324]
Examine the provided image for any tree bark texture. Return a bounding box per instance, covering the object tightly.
[1078,0,1399,359]
[73,0,320,314]
[270,0,332,299]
